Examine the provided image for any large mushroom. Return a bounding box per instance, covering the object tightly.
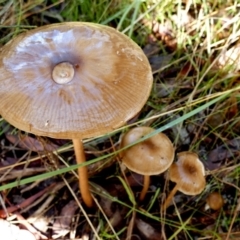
[0,22,153,207]
[120,126,175,201]
[162,151,206,209]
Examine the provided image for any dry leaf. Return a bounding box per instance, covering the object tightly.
[0,219,36,240]
[52,200,79,239]
[218,42,240,71]
[5,132,58,152]
[135,218,162,240]
[207,138,240,170]
[171,10,194,29]
[148,55,173,73]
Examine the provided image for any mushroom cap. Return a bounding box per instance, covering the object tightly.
[0,22,152,139]
[206,192,224,210]
[169,151,206,195]
[120,127,175,175]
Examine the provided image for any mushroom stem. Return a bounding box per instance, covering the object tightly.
[162,184,179,210]
[139,175,150,201]
[72,138,93,208]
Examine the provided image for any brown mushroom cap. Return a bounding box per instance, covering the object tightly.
[120,127,175,175]
[0,22,152,139]
[206,192,224,210]
[169,151,206,195]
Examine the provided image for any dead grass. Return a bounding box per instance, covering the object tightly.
[0,0,240,239]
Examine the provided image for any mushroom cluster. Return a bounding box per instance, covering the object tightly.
[120,128,206,207]
[0,22,153,207]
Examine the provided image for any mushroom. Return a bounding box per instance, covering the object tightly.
[205,192,224,211]
[0,22,153,207]
[162,151,206,210]
[120,126,174,201]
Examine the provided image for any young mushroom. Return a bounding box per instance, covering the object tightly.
[0,22,153,207]
[205,192,224,211]
[162,151,206,210]
[120,126,175,201]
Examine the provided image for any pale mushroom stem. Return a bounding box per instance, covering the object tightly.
[139,175,150,201]
[162,184,179,210]
[72,138,93,208]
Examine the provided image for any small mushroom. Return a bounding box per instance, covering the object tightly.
[120,126,174,201]
[162,151,206,209]
[0,22,153,207]
[205,192,224,211]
